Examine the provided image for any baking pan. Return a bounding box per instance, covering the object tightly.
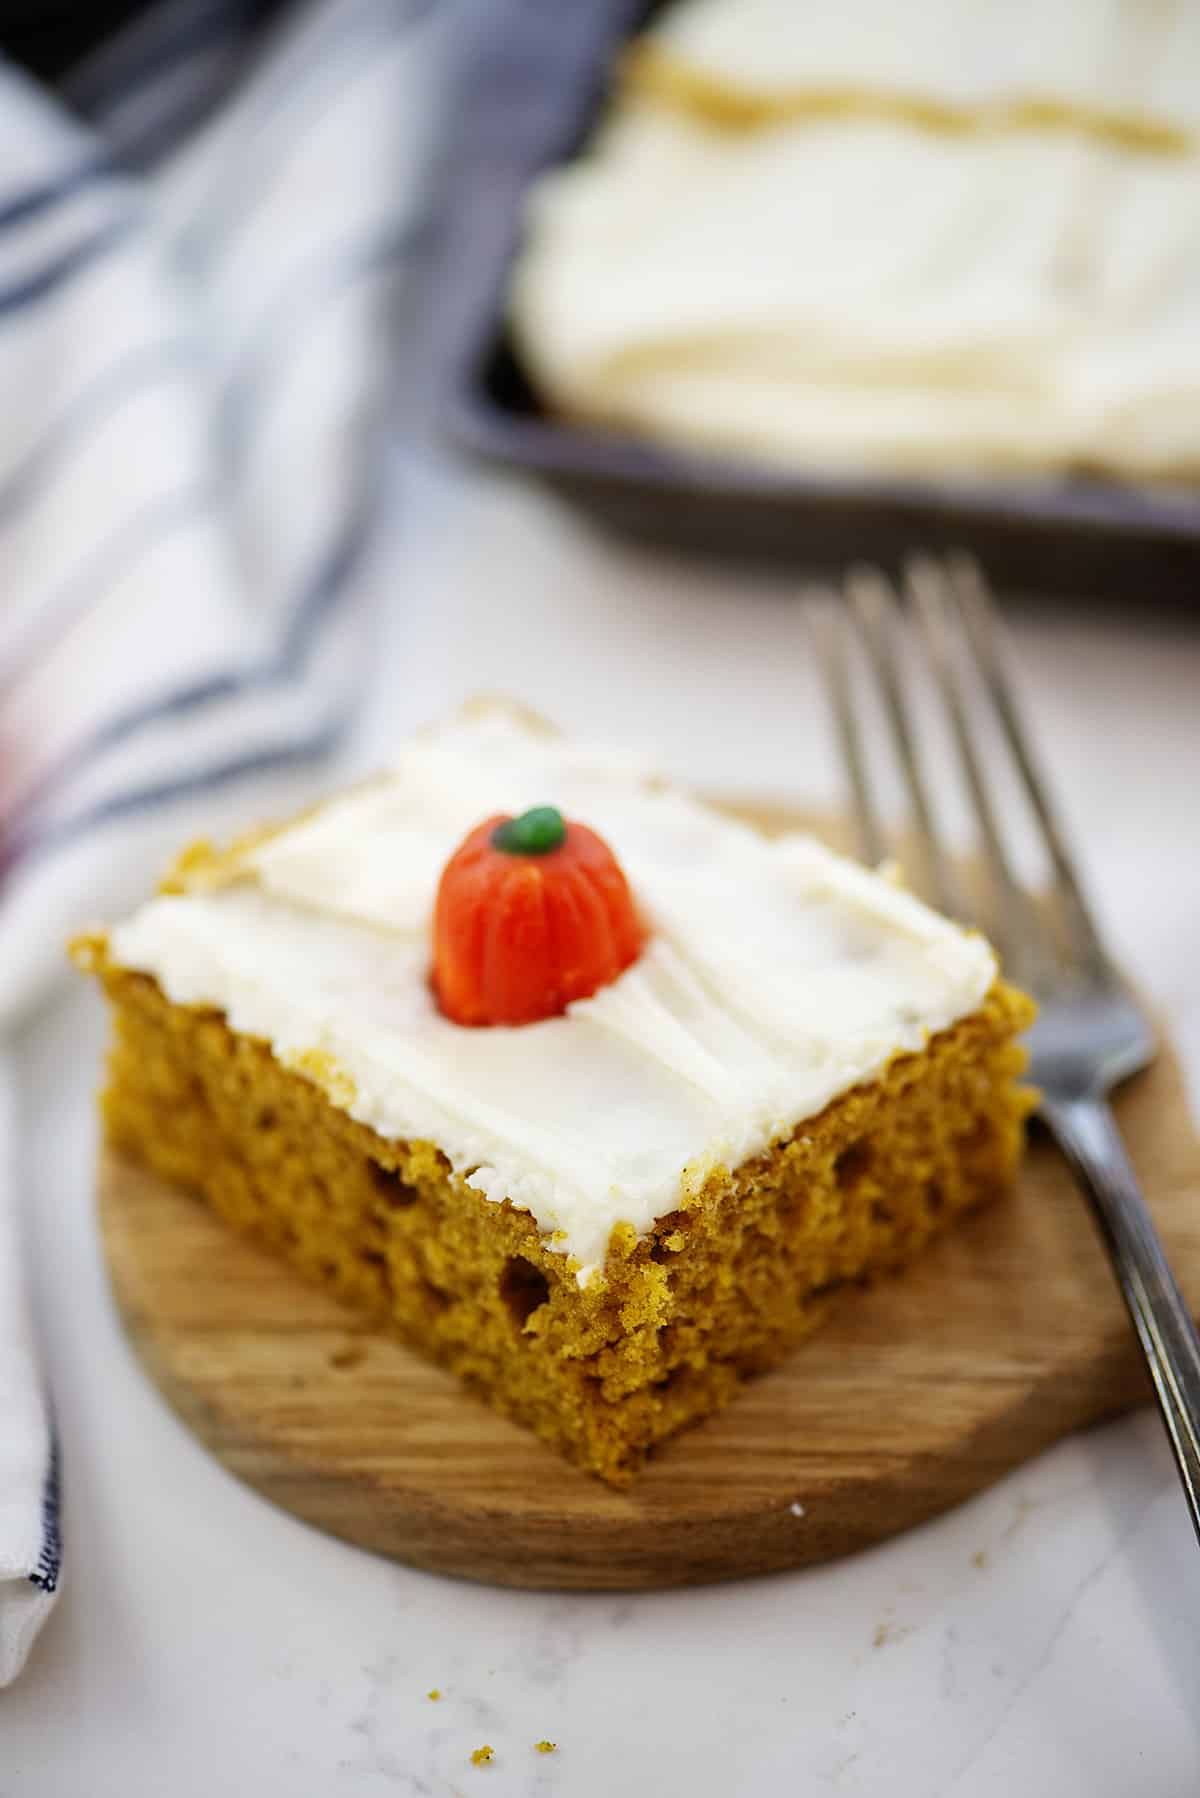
[436,0,1200,597]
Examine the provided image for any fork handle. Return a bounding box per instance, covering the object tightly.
[1041,1093,1200,1543]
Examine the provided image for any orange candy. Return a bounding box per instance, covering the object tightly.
[432,807,643,1027]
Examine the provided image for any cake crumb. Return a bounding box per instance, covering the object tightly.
[330,1342,365,1370]
[426,1689,441,1701]
[67,933,101,972]
[534,1740,557,1754]
[971,1549,988,1569]
[470,1745,494,1767]
[284,1046,357,1108]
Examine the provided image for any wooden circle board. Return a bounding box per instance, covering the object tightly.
[96,806,1200,1591]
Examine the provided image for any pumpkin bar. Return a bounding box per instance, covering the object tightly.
[74,705,1034,1486]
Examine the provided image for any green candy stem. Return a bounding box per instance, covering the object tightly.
[492,805,567,856]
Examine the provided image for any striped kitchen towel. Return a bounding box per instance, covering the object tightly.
[0,0,440,1684]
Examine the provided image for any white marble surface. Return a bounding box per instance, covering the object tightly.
[6,455,1200,1796]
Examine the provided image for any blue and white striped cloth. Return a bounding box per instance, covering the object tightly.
[0,0,440,1684]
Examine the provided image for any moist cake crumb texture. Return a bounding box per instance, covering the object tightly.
[74,709,1035,1486]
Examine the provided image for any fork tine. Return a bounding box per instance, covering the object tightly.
[905,556,1042,979]
[945,553,1110,977]
[805,589,887,867]
[844,565,964,919]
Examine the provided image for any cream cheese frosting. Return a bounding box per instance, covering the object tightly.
[108,710,996,1278]
[638,0,1200,130]
[509,0,1200,481]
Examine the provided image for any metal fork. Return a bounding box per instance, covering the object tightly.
[810,552,1200,1545]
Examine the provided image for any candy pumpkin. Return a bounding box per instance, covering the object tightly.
[432,806,643,1026]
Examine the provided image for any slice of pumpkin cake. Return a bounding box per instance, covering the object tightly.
[74,705,1033,1485]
